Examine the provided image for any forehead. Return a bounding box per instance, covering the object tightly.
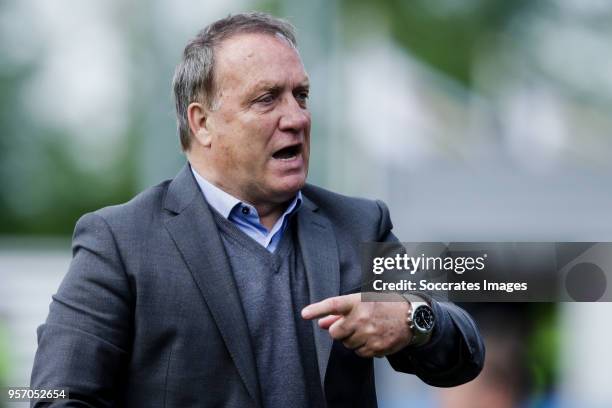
[214,33,307,92]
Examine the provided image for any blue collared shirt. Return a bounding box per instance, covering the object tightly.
[191,167,302,253]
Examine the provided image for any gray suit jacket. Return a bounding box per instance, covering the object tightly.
[31,164,484,407]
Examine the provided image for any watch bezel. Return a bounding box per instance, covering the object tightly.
[412,304,435,333]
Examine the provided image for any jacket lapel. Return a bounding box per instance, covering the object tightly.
[297,197,340,387]
[163,165,262,407]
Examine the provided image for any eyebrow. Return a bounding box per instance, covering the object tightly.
[294,81,310,91]
[249,79,310,96]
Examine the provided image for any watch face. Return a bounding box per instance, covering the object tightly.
[414,305,435,331]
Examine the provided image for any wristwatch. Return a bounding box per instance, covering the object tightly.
[405,296,436,347]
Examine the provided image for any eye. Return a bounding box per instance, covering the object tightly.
[255,93,276,105]
[295,90,309,106]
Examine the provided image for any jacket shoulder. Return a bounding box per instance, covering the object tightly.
[80,179,173,230]
[302,184,392,234]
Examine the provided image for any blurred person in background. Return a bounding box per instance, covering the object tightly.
[437,304,533,408]
[29,12,483,407]
[438,303,557,408]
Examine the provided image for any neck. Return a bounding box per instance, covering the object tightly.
[254,202,286,230]
[189,157,293,231]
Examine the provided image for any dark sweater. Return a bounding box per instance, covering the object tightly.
[213,211,325,407]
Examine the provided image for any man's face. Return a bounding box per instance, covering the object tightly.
[203,33,311,205]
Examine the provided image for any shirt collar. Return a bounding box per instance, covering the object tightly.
[191,165,303,222]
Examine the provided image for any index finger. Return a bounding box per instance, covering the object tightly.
[301,293,360,320]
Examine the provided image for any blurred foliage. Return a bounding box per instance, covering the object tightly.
[339,0,532,86]
[0,139,138,236]
[255,0,284,16]
[0,56,139,236]
[528,303,559,401]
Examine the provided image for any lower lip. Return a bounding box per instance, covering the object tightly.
[271,152,304,170]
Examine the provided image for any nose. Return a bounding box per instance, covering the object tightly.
[278,95,310,133]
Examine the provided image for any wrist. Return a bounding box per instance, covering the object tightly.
[404,294,436,347]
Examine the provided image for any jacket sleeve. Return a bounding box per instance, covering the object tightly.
[374,200,485,387]
[30,212,133,407]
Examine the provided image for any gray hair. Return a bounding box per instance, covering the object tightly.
[172,12,298,151]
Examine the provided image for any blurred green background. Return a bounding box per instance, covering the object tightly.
[1,0,612,407]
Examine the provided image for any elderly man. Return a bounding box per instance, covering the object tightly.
[31,12,484,407]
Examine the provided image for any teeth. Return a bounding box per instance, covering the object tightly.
[273,145,301,160]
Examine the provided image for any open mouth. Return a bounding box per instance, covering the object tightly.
[272,144,302,160]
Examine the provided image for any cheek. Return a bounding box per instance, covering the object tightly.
[238,120,273,157]
[217,130,266,171]
[215,121,253,161]
[216,111,275,168]
[303,137,311,159]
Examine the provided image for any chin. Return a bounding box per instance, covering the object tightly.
[271,175,306,200]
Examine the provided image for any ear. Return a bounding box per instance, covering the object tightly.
[187,102,213,147]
